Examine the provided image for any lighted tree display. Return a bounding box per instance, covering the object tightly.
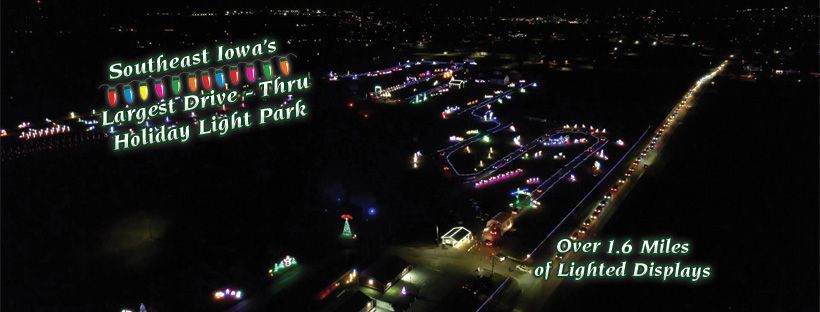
[340,214,354,239]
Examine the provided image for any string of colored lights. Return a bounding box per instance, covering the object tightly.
[101,56,293,107]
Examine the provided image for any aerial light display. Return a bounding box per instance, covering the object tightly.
[597,149,608,160]
[411,93,428,104]
[213,288,243,301]
[483,110,495,121]
[474,168,524,188]
[347,269,358,284]
[340,214,355,239]
[412,151,422,169]
[511,188,536,210]
[269,255,298,275]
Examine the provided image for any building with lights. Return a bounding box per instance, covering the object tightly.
[440,226,473,248]
[448,79,466,89]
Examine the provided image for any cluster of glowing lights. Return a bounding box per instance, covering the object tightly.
[347,269,358,284]
[441,106,460,119]
[547,135,570,146]
[526,177,541,184]
[616,139,625,146]
[412,151,422,169]
[513,135,522,146]
[596,149,609,160]
[213,288,243,301]
[410,93,428,104]
[563,123,593,130]
[449,136,465,142]
[269,255,298,276]
[568,174,577,182]
[482,135,491,143]
[510,188,539,209]
[18,124,70,140]
[553,152,566,160]
[483,110,495,121]
[593,161,602,172]
[474,168,524,188]
[465,129,479,135]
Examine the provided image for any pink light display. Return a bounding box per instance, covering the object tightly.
[474,168,524,188]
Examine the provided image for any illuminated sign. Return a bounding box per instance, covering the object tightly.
[97,37,313,152]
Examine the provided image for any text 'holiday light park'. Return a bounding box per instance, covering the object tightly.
[98,38,311,151]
